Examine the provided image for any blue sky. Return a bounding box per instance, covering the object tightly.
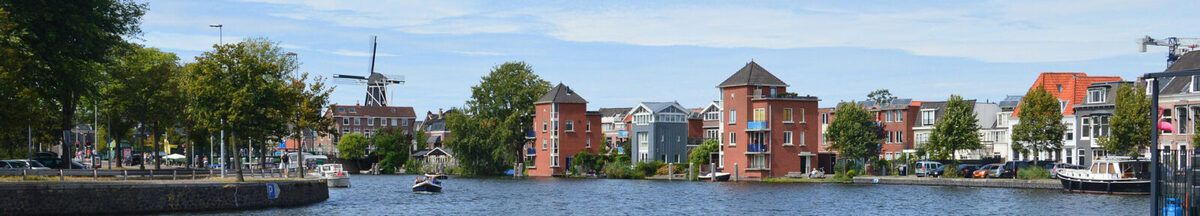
[136,0,1200,117]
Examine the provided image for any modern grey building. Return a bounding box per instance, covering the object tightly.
[1071,81,1129,166]
[629,101,691,164]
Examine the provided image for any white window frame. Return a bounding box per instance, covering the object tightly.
[783,108,794,123]
[1087,89,1106,104]
[729,132,737,146]
[565,121,575,132]
[342,118,349,125]
[799,131,806,146]
[782,131,793,146]
[799,108,806,123]
[729,110,737,124]
[1081,118,1092,139]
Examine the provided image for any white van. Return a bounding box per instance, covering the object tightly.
[914,161,943,177]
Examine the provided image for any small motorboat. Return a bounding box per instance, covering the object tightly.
[698,172,731,181]
[311,164,351,188]
[1057,157,1149,195]
[412,176,443,193]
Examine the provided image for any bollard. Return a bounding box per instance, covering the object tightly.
[688,163,694,181]
[734,163,738,182]
[123,170,128,181]
[93,169,98,181]
[192,170,196,180]
[173,170,177,180]
[149,170,154,179]
[668,163,674,181]
[59,169,64,181]
[22,169,26,181]
[710,163,716,182]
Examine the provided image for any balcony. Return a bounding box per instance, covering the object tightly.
[618,130,628,138]
[746,143,769,154]
[526,148,537,156]
[746,121,769,131]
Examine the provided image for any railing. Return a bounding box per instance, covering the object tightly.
[747,121,768,131]
[747,143,768,154]
[527,148,537,156]
[0,168,285,181]
[1157,149,1197,215]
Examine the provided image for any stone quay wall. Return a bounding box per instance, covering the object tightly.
[0,180,328,215]
[853,176,1060,190]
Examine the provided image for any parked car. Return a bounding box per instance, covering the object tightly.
[4,159,50,170]
[0,160,10,169]
[915,161,943,177]
[956,164,981,177]
[973,164,997,178]
[31,158,87,169]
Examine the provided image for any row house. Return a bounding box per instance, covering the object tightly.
[698,102,723,143]
[1152,51,1200,169]
[912,100,1002,160]
[718,61,821,178]
[1071,81,1129,166]
[629,102,692,164]
[817,107,837,172]
[989,96,1020,160]
[413,108,457,170]
[1009,72,1121,162]
[528,83,603,176]
[315,104,417,157]
[598,107,632,150]
[860,99,920,160]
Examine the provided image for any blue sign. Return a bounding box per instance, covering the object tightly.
[266,183,280,199]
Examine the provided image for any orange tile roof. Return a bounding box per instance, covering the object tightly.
[1012,72,1122,117]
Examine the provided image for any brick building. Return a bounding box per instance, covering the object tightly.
[718,61,821,179]
[314,104,417,157]
[528,83,603,176]
[860,99,920,160]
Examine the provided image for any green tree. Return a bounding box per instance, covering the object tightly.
[867,89,896,106]
[688,139,720,166]
[98,44,180,167]
[446,61,550,176]
[337,133,370,160]
[1,0,147,164]
[372,127,411,174]
[182,38,298,181]
[925,95,981,160]
[1099,83,1151,158]
[1012,87,1064,165]
[825,102,882,165]
[285,72,335,176]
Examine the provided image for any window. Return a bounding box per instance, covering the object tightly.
[349,107,357,113]
[1087,89,1106,103]
[729,109,737,124]
[586,139,591,148]
[921,110,935,126]
[799,131,806,146]
[367,118,374,126]
[1164,108,1174,134]
[799,108,806,123]
[885,111,893,122]
[1059,100,1068,113]
[565,121,575,132]
[729,132,737,146]
[354,118,361,125]
[783,131,793,145]
[1096,116,1110,137]
[896,110,903,122]
[753,108,766,121]
[542,121,548,133]
[1056,84,1063,93]
[1193,76,1200,92]
[783,108,794,123]
[401,119,408,126]
[1081,118,1092,138]
[586,122,592,132]
[897,131,904,143]
[821,113,829,124]
[342,118,349,125]
[1177,107,1189,134]
[1064,123,1074,141]
[750,155,766,169]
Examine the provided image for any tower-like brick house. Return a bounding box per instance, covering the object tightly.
[718,61,820,179]
[529,83,602,176]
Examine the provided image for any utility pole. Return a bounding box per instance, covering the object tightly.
[220,121,226,178]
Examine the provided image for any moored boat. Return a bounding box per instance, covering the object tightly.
[698,172,731,181]
[311,164,351,188]
[1056,157,1149,195]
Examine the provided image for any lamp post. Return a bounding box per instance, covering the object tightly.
[210,23,226,178]
[284,51,304,178]
[209,24,223,45]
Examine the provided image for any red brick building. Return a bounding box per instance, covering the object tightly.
[314,105,417,156]
[718,61,820,179]
[862,99,920,160]
[528,83,603,176]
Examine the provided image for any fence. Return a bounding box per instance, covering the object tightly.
[0,168,285,181]
[1156,148,1198,215]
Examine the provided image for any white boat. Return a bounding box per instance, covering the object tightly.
[1056,157,1149,195]
[697,172,731,181]
[311,164,351,188]
[412,175,443,193]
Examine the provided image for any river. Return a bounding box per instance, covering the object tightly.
[184,174,1147,215]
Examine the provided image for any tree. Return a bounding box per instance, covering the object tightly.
[286,72,335,176]
[688,139,720,166]
[182,38,299,181]
[1099,83,1151,158]
[925,95,982,160]
[824,102,882,164]
[98,44,180,167]
[337,133,370,160]
[372,127,411,174]
[1,0,147,165]
[1012,87,1064,165]
[867,89,896,106]
[446,61,550,175]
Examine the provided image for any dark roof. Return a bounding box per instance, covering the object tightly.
[598,108,631,117]
[998,95,1023,109]
[535,83,588,104]
[717,61,788,88]
[330,105,416,118]
[1159,52,1200,94]
[860,98,913,110]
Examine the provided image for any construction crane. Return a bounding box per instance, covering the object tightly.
[334,36,405,107]
[1140,36,1200,65]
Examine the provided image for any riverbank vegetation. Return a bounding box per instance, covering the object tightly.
[444,62,550,176]
[824,102,882,175]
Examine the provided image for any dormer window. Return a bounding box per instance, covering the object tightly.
[1059,100,1068,113]
[1192,76,1200,92]
[1087,88,1106,104]
[1056,84,1063,93]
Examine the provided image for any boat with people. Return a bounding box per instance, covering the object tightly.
[697,172,731,181]
[1056,157,1150,195]
[310,163,351,188]
[412,175,443,193]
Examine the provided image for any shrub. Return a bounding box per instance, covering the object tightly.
[404,159,426,174]
[655,163,686,175]
[943,162,960,178]
[635,161,664,177]
[603,160,641,179]
[1017,166,1051,180]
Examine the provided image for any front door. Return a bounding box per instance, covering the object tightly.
[800,156,810,172]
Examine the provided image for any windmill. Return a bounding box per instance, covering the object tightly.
[334,36,405,107]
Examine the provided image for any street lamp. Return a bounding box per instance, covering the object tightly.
[209,24,223,45]
[209,23,227,177]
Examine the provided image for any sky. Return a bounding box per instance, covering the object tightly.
[135,0,1200,118]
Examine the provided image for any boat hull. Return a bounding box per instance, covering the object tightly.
[698,173,731,182]
[326,177,351,188]
[1058,175,1148,195]
[412,182,442,193]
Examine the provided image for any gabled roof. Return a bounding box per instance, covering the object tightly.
[598,107,632,117]
[535,83,588,104]
[717,61,788,88]
[628,101,689,115]
[330,105,416,118]
[1012,72,1122,116]
[1158,52,1200,95]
